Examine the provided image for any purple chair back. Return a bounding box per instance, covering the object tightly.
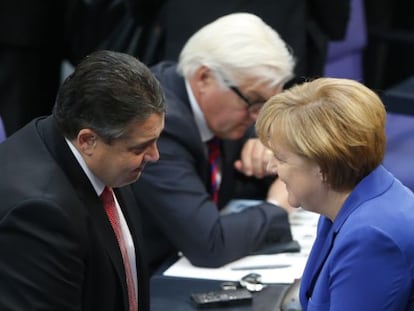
[381,77,414,192]
[0,116,6,142]
[324,0,367,81]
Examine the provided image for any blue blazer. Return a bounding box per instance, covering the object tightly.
[300,166,414,310]
[132,62,293,273]
[0,116,149,310]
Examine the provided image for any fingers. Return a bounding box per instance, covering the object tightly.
[267,178,294,213]
[234,139,275,178]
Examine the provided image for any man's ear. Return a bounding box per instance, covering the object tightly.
[194,65,214,92]
[76,129,97,156]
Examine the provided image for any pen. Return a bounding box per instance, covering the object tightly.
[231,264,291,271]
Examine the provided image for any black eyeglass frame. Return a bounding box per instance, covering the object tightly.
[229,85,264,113]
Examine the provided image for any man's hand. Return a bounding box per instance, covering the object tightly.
[234,138,274,178]
[267,178,295,213]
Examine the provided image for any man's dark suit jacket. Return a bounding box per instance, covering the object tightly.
[132,62,292,274]
[0,116,149,310]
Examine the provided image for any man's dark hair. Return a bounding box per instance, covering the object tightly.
[53,50,165,143]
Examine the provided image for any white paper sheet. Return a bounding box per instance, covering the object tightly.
[163,208,319,284]
[163,252,309,284]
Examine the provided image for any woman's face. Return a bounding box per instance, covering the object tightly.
[267,143,327,214]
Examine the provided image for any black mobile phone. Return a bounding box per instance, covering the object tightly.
[190,288,253,308]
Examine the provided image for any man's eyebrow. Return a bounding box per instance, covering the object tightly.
[129,137,157,149]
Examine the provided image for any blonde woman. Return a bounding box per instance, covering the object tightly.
[256,78,414,311]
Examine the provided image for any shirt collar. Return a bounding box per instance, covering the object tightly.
[185,79,215,142]
[65,138,105,196]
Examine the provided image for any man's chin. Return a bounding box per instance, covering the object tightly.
[119,171,142,187]
[227,130,247,140]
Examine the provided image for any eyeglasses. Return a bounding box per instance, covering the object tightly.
[229,86,264,114]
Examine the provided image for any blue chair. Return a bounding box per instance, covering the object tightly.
[323,0,367,81]
[0,116,6,142]
[383,113,414,191]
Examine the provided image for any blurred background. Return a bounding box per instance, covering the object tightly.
[1,0,413,136]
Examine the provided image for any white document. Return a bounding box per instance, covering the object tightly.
[163,208,319,284]
[163,252,308,284]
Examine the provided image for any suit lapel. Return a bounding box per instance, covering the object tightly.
[37,116,129,307]
[301,217,335,302]
[88,192,129,307]
[159,64,211,188]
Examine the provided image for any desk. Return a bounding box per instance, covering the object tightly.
[150,209,318,310]
[151,275,289,311]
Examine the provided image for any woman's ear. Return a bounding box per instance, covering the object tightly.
[318,170,328,183]
[312,164,325,182]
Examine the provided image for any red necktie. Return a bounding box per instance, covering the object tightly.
[101,186,137,311]
[207,138,221,205]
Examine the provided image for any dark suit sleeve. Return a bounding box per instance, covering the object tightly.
[0,200,85,310]
[133,131,292,268]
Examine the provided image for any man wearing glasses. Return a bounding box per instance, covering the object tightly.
[131,13,296,273]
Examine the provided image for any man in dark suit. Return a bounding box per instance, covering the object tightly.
[132,13,296,274]
[0,50,166,310]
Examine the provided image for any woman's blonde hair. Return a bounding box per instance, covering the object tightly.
[256,78,386,191]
